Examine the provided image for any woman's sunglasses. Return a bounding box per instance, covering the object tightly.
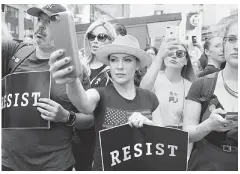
[87,33,112,42]
[172,50,187,58]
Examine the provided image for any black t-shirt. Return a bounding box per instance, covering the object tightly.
[90,65,107,81]
[2,40,77,170]
[92,84,159,171]
[186,78,237,147]
[2,40,27,77]
[197,64,220,78]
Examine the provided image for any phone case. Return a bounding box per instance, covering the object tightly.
[225,112,238,121]
[165,26,179,40]
[50,12,82,78]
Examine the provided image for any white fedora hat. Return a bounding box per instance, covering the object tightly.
[95,35,152,69]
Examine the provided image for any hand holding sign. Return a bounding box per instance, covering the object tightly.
[35,98,69,123]
[100,124,188,171]
[2,71,51,129]
[128,112,154,128]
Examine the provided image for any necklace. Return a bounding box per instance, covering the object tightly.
[176,78,185,129]
[222,71,238,98]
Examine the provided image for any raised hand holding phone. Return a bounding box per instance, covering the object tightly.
[48,11,83,79]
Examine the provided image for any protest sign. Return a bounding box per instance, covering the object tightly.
[2,71,51,129]
[100,124,188,171]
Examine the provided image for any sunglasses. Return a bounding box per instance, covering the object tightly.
[172,50,187,58]
[87,33,112,42]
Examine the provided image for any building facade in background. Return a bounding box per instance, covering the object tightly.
[1,4,238,42]
[89,4,130,22]
[2,4,36,40]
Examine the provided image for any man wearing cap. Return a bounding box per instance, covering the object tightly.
[2,4,92,171]
[49,34,160,170]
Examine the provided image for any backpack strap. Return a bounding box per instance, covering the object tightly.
[90,66,111,85]
[8,45,35,73]
[199,72,219,120]
[191,72,219,153]
[105,69,113,86]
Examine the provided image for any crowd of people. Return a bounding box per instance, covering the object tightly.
[1,4,238,171]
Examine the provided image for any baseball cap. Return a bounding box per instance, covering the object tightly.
[27,4,66,17]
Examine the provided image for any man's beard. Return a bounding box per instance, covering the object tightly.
[35,28,54,51]
[36,37,55,53]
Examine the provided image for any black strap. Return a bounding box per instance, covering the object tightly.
[199,72,219,121]
[8,46,35,73]
[90,66,110,85]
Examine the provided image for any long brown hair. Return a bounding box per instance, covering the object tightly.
[160,43,197,82]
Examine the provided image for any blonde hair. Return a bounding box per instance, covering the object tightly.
[82,20,117,76]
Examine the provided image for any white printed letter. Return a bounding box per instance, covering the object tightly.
[156,143,164,155]
[134,143,142,158]
[21,93,29,106]
[168,145,178,156]
[32,92,41,106]
[110,150,121,166]
[13,93,19,107]
[146,143,152,155]
[122,145,131,161]
[7,94,12,107]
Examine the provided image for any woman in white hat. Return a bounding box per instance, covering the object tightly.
[49,34,160,171]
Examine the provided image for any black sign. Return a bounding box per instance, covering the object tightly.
[100,124,188,171]
[2,71,51,129]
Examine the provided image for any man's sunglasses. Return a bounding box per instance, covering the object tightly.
[172,50,187,58]
[87,33,112,42]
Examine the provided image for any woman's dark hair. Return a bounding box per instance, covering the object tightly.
[113,23,127,36]
[160,43,196,82]
[203,38,212,58]
[144,46,158,55]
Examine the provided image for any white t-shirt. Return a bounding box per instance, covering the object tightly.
[153,71,192,127]
[214,71,238,112]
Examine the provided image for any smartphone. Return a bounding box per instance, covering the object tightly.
[165,26,179,40]
[225,112,238,121]
[50,12,82,78]
[192,36,197,46]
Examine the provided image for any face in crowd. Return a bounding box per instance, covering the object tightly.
[205,37,225,63]
[146,48,157,60]
[109,53,140,85]
[224,21,238,68]
[164,44,188,70]
[87,26,112,55]
[34,13,54,52]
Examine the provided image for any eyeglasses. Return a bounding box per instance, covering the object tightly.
[173,50,187,58]
[224,36,238,44]
[87,33,112,42]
